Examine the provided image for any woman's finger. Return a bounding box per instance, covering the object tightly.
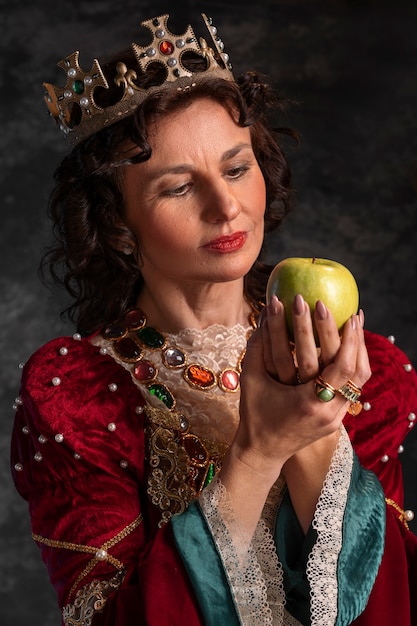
[291,295,320,384]
[264,296,295,383]
[314,301,342,368]
[350,310,372,388]
[318,314,360,392]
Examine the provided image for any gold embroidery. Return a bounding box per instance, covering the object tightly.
[385,498,411,529]
[62,571,125,626]
[32,514,143,598]
[145,405,227,526]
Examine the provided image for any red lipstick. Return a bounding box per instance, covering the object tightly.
[203,232,247,252]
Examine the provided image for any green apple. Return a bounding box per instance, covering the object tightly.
[266,257,359,342]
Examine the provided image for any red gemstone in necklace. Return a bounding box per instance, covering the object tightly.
[115,337,142,362]
[182,434,208,466]
[184,364,216,390]
[219,368,240,392]
[159,40,175,55]
[133,359,157,383]
[103,321,126,340]
[125,308,146,331]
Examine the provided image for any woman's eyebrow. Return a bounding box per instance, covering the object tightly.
[221,143,252,162]
[145,143,253,181]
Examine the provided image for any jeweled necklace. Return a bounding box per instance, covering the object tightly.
[101,307,259,411]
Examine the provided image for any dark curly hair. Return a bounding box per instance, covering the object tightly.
[42,50,296,333]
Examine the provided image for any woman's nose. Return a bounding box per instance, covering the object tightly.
[203,180,241,222]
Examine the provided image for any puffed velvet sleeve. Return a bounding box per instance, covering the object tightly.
[345,330,417,509]
[10,336,203,626]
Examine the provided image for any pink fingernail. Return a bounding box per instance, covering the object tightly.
[269,294,281,316]
[351,315,357,330]
[293,294,305,316]
[316,300,328,321]
[359,309,365,328]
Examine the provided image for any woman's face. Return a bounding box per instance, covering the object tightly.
[122,98,266,291]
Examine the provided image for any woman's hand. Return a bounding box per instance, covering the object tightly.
[219,294,371,536]
[234,294,371,477]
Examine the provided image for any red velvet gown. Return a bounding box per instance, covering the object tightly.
[10,329,417,625]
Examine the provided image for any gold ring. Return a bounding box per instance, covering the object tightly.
[314,375,337,402]
[338,380,362,404]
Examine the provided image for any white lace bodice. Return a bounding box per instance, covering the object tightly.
[93,321,250,445]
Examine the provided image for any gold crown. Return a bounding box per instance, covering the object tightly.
[43,13,234,145]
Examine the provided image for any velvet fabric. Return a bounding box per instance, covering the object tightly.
[172,501,240,625]
[336,458,386,625]
[11,336,204,625]
[350,506,417,626]
[10,330,417,624]
[275,458,387,626]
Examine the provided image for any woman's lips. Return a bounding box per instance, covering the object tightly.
[203,232,247,252]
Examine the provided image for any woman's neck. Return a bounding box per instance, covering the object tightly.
[136,279,251,333]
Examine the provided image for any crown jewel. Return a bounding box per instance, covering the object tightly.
[44,13,234,145]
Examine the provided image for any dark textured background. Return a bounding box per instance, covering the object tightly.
[2,1,417,624]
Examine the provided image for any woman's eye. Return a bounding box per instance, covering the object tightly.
[163,183,192,197]
[227,164,250,178]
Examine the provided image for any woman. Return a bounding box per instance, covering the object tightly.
[11,12,417,626]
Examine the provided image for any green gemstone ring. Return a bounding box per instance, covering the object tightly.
[315,375,337,403]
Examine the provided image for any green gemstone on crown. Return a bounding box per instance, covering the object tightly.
[73,79,85,94]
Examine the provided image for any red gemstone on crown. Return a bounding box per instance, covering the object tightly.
[219,369,240,392]
[159,40,175,55]
[133,359,157,383]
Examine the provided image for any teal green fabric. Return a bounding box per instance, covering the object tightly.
[274,457,385,626]
[275,490,315,625]
[171,501,240,626]
[172,453,385,626]
[336,455,386,625]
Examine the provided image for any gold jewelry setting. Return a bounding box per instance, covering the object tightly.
[102,307,258,409]
[338,379,363,416]
[314,375,337,402]
[338,380,362,403]
[43,13,234,144]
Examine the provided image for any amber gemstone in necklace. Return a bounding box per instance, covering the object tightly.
[115,337,142,362]
[136,326,166,350]
[184,364,216,390]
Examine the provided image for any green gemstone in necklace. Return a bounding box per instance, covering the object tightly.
[136,326,166,350]
[204,462,216,488]
[148,382,175,409]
